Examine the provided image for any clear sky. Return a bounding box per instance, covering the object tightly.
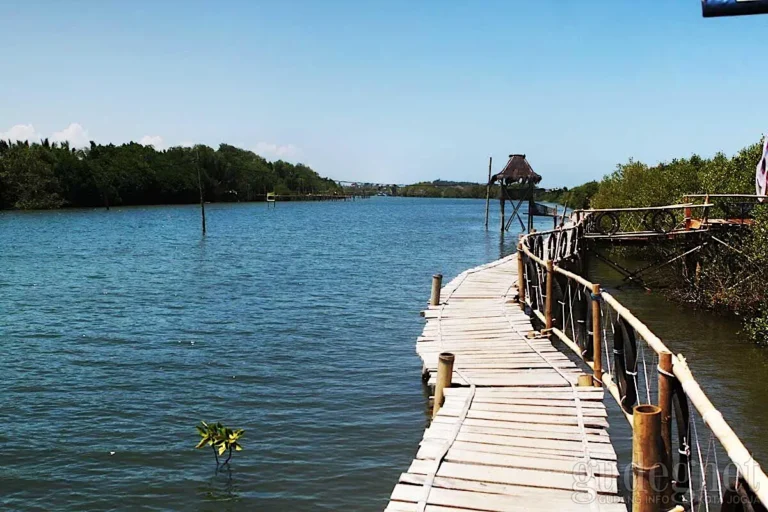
[1,1,766,187]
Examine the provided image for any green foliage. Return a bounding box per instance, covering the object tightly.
[0,139,340,210]
[591,156,706,208]
[397,180,497,198]
[569,138,768,344]
[195,421,244,465]
[587,144,761,210]
[537,181,599,210]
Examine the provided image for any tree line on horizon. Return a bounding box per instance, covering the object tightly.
[0,139,341,210]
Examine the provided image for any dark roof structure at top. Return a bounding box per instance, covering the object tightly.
[490,154,542,185]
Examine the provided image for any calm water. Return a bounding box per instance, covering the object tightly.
[0,198,535,511]
[2,198,766,511]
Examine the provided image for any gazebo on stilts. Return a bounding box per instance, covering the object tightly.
[488,154,548,233]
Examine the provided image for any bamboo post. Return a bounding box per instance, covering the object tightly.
[632,404,662,512]
[657,351,674,507]
[484,156,492,229]
[517,245,526,310]
[684,205,692,230]
[577,374,593,387]
[500,185,506,233]
[703,194,710,225]
[430,274,443,306]
[432,352,455,418]
[592,283,603,387]
[545,260,554,330]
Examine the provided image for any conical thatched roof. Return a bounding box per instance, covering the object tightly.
[490,154,542,184]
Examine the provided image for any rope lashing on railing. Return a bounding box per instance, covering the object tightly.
[692,407,711,512]
[638,335,653,404]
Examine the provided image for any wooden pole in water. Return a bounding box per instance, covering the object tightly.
[517,244,526,310]
[196,150,207,235]
[432,352,455,418]
[632,404,662,512]
[545,260,554,330]
[430,274,443,306]
[484,156,492,229]
[499,185,506,233]
[657,351,674,507]
[592,283,603,387]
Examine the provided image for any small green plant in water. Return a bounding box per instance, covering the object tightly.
[195,421,244,466]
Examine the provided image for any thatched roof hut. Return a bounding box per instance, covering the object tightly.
[490,154,542,185]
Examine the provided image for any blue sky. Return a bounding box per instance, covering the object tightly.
[1,1,766,187]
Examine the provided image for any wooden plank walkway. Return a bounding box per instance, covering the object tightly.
[386,254,625,512]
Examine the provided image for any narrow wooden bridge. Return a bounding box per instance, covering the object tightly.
[387,198,768,512]
[386,255,625,511]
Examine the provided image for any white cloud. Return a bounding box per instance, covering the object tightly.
[254,141,301,160]
[180,141,194,147]
[51,123,90,147]
[0,124,42,143]
[139,135,165,148]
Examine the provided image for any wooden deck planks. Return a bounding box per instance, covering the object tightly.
[386,254,624,511]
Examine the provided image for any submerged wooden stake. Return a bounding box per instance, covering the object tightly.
[657,351,673,507]
[430,274,443,306]
[432,352,455,418]
[632,404,662,512]
[196,151,207,235]
[592,283,603,387]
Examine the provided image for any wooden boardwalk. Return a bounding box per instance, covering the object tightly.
[386,254,625,512]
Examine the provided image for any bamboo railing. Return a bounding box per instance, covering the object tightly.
[519,223,768,510]
[572,203,715,237]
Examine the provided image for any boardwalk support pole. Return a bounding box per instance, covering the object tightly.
[592,283,603,387]
[658,351,674,507]
[432,352,455,418]
[484,156,492,229]
[430,274,443,307]
[545,260,554,330]
[632,404,662,512]
[500,185,506,232]
[517,246,526,310]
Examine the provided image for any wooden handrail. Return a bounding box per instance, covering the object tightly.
[600,291,672,356]
[572,203,712,214]
[519,223,768,503]
[552,265,594,289]
[684,193,768,199]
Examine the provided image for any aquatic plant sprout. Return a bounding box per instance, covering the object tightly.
[195,421,244,466]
